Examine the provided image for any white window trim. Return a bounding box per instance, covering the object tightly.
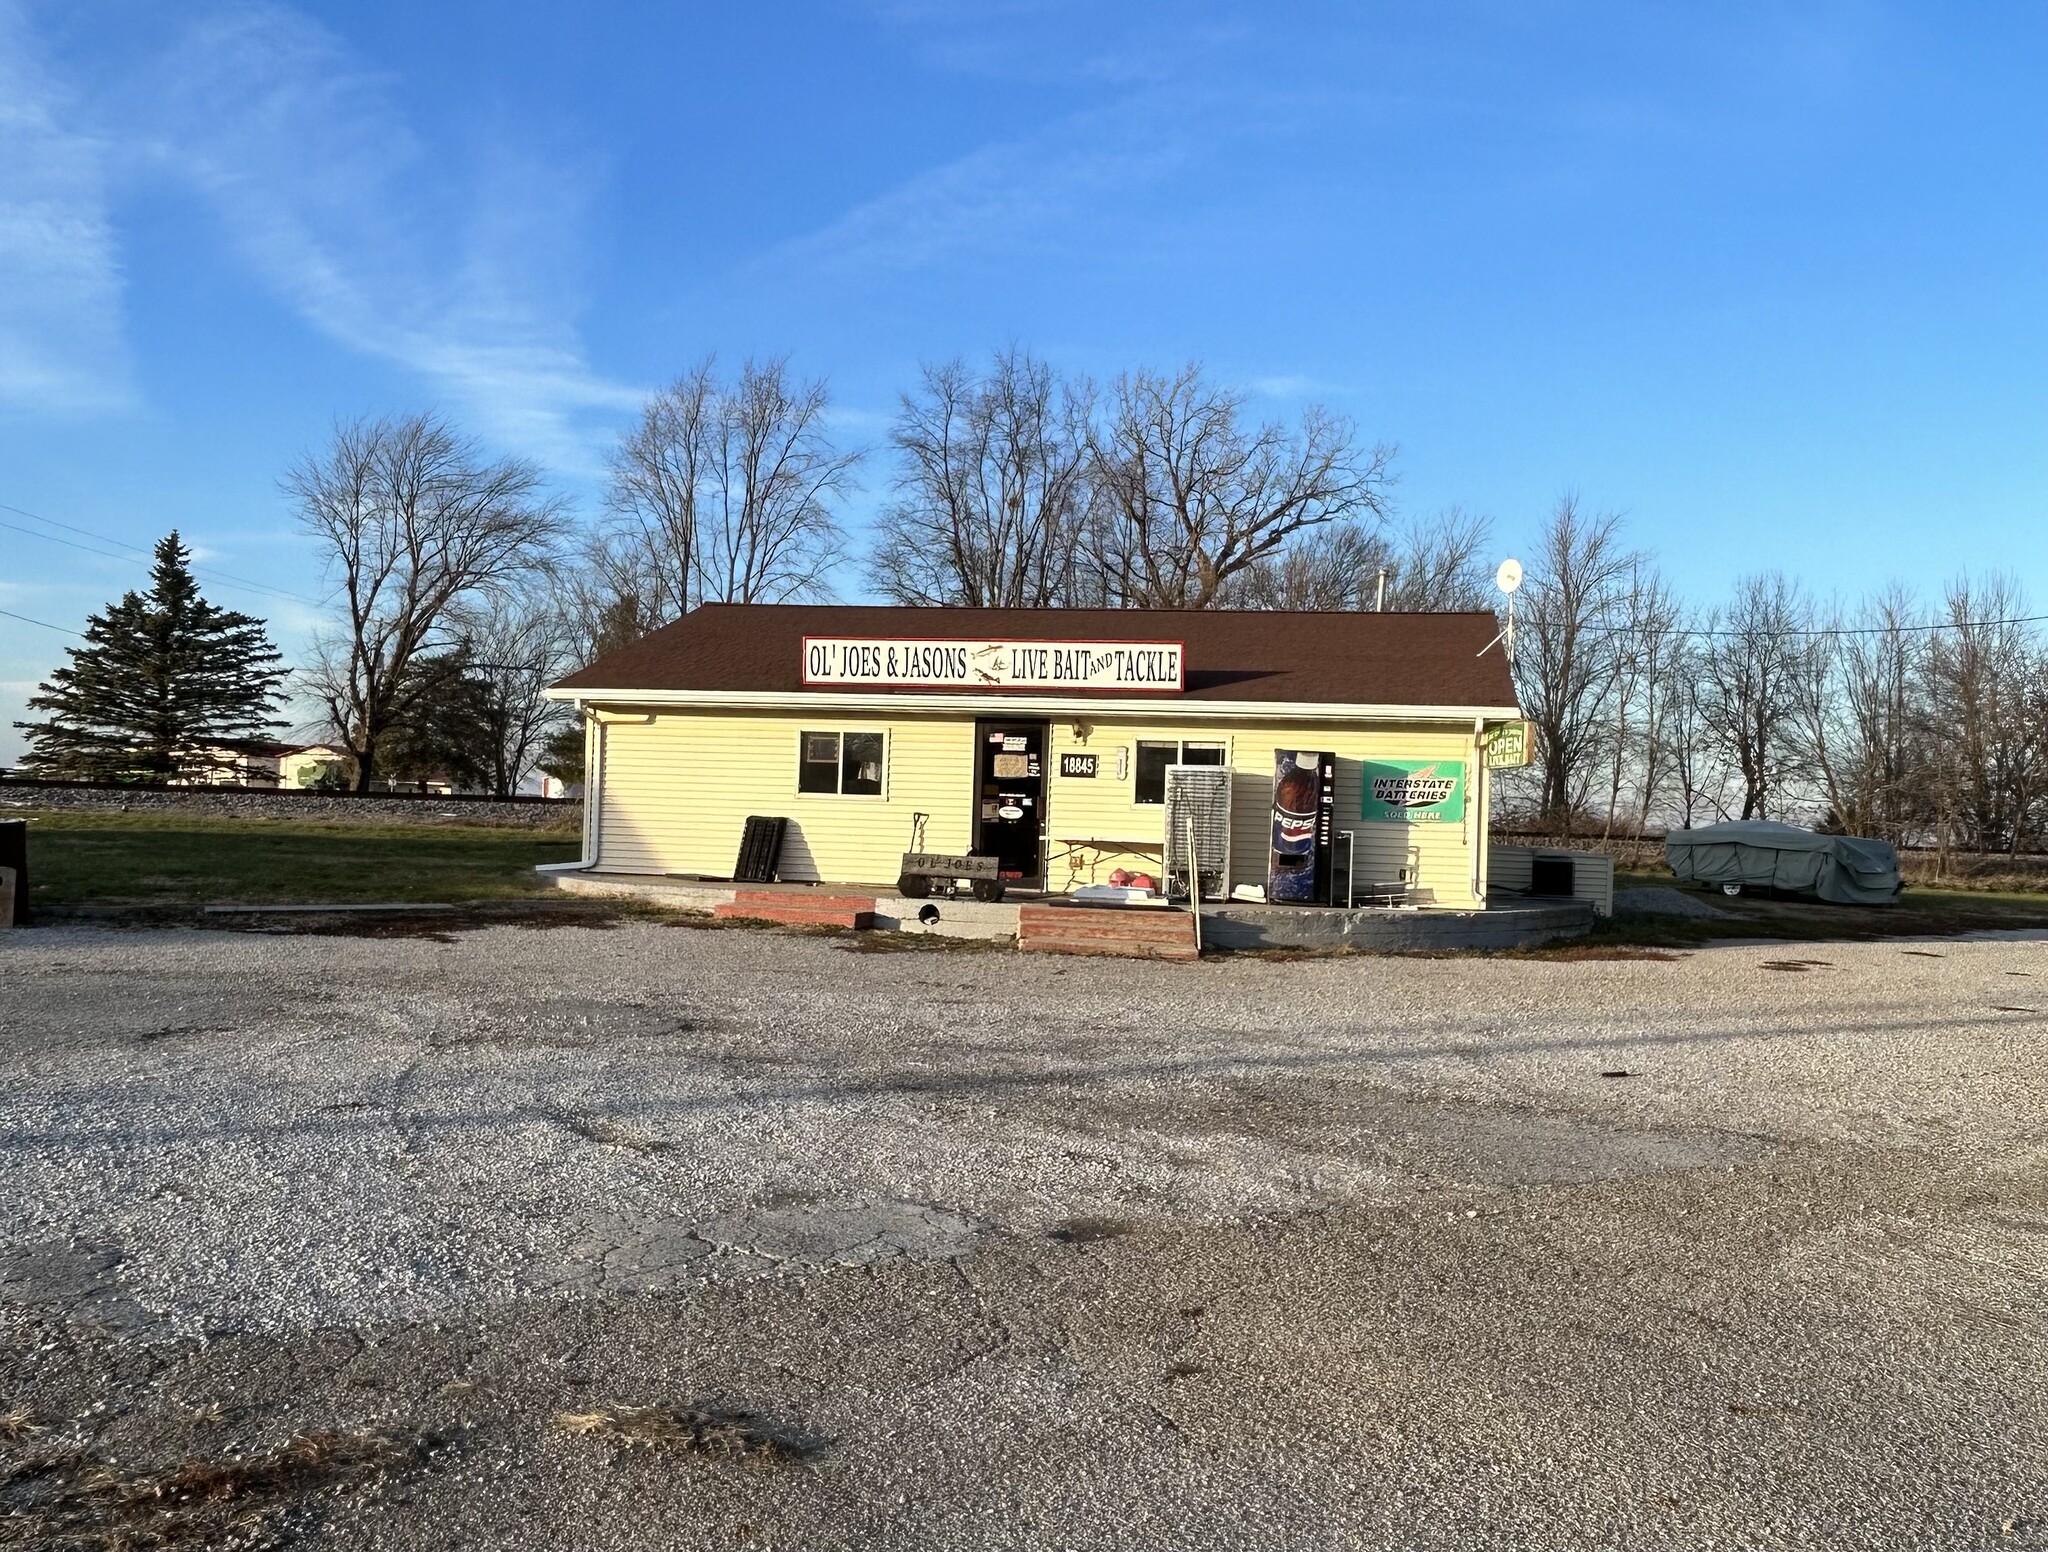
[793,725,892,800]
[1132,735,1233,805]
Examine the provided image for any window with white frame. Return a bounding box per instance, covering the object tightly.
[798,730,885,796]
[1134,739,1226,804]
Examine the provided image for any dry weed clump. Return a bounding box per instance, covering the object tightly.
[552,1403,813,1466]
[0,1408,43,1442]
[1900,853,2048,893]
[1508,944,1686,962]
[0,1428,420,1550]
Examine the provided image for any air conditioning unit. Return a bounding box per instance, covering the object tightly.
[1164,765,1233,902]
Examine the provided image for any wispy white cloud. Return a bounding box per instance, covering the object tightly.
[0,0,132,414]
[751,96,1198,283]
[136,3,639,470]
[863,1,1248,89]
[750,2,1300,294]
[821,403,894,434]
[1247,373,1362,403]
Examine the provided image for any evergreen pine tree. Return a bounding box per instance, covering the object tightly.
[14,533,291,782]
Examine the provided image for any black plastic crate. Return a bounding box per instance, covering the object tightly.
[733,816,787,884]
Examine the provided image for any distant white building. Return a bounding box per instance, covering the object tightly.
[167,740,285,787]
[276,743,352,789]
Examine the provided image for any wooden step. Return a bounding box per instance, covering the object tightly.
[1018,903,1188,925]
[730,888,875,909]
[714,892,876,930]
[1020,924,1196,947]
[1017,906,1195,937]
[1017,904,1200,961]
[1020,938,1199,961]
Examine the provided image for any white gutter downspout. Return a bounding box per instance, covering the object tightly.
[1472,717,1487,906]
[536,702,605,874]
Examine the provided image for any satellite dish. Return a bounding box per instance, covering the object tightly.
[1477,559,1521,659]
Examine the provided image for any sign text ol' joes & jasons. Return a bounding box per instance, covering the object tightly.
[803,638,1185,691]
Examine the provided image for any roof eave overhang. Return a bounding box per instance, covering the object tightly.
[544,686,1521,723]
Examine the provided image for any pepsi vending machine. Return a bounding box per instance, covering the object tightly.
[1268,749,1336,904]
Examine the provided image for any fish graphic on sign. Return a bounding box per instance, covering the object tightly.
[969,644,1006,684]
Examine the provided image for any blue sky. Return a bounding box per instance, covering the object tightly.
[2,1,2044,761]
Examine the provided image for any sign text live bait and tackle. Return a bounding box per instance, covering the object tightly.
[803,638,1185,691]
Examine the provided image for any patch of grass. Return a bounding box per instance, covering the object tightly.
[1598,878,2048,949]
[1503,944,1687,962]
[0,1428,423,1550]
[834,929,1007,953]
[551,1404,815,1466]
[229,898,647,940]
[1047,1216,1137,1244]
[15,808,581,908]
[659,911,762,930]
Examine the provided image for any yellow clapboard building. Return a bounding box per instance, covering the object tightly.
[546,605,1524,908]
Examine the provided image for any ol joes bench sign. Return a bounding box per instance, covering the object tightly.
[803,637,1185,692]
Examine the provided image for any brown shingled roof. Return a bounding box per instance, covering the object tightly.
[552,604,1519,711]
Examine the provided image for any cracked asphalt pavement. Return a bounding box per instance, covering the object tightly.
[2,919,2046,1549]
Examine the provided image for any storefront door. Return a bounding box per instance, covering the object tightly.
[972,721,1048,886]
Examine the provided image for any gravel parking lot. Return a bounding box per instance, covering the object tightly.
[3,919,2046,1550]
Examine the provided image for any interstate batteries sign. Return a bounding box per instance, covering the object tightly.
[1360,759,1468,824]
[803,638,1185,692]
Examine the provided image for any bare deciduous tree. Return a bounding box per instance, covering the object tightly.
[1603,560,1682,839]
[1664,639,1726,829]
[868,350,1094,607]
[597,358,857,621]
[1227,507,1493,613]
[1383,507,1496,612]
[1222,520,1386,611]
[603,370,711,623]
[1922,574,2043,856]
[1512,497,1638,834]
[1792,586,1919,841]
[290,413,563,792]
[562,528,668,668]
[453,586,578,796]
[1695,573,1813,821]
[1084,365,1394,609]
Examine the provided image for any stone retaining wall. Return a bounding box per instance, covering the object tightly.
[0,780,581,831]
[1201,898,1596,952]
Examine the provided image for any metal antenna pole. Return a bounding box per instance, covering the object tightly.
[1477,558,1523,660]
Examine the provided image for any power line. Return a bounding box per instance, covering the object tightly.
[0,500,164,554]
[1573,611,2048,643]
[1746,612,2048,639]
[0,607,85,637]
[0,502,323,608]
[0,517,136,565]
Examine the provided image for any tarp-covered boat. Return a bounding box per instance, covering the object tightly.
[1664,821,1902,905]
